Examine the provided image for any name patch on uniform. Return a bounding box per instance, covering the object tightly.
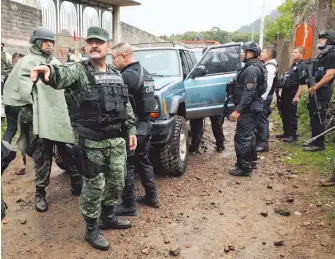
[144,80,155,93]
[94,74,123,84]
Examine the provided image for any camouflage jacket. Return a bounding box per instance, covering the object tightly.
[1,51,12,73]
[44,60,137,148]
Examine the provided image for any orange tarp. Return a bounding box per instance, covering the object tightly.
[295,23,314,59]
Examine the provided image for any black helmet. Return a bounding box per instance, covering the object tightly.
[30,26,55,44]
[318,30,335,45]
[68,47,75,53]
[242,41,261,57]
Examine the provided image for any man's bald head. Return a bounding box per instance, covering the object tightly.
[111,42,135,70]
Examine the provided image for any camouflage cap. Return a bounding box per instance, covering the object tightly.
[86,27,109,42]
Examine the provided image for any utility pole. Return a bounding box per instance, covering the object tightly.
[259,0,266,48]
[252,24,254,41]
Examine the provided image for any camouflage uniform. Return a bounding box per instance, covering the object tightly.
[45,63,136,214]
[39,26,137,251]
[3,28,81,213]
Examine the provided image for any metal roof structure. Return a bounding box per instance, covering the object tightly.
[70,0,140,9]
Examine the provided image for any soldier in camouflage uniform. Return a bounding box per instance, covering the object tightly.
[4,27,82,213]
[1,42,12,73]
[320,98,335,186]
[30,27,137,251]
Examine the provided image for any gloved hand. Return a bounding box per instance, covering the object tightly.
[229,110,240,122]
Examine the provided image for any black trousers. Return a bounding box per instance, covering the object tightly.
[280,88,298,138]
[122,121,156,205]
[256,97,272,147]
[2,106,20,143]
[189,115,225,151]
[235,111,260,172]
[308,85,333,146]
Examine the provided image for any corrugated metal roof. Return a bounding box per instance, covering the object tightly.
[71,0,140,8]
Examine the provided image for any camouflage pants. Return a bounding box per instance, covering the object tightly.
[80,138,127,219]
[33,138,81,188]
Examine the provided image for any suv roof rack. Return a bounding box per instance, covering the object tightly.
[131,41,189,48]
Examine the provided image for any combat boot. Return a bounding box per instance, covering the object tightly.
[114,202,137,216]
[319,171,335,186]
[85,217,110,251]
[282,136,297,143]
[35,187,48,212]
[228,167,251,177]
[137,187,160,208]
[303,145,325,152]
[216,145,225,153]
[257,145,269,152]
[99,206,131,230]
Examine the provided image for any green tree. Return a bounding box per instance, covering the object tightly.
[265,0,294,43]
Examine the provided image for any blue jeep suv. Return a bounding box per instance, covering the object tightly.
[115,42,243,177]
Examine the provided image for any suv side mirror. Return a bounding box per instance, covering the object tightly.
[190,65,206,78]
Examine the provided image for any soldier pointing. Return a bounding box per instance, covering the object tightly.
[30,26,137,251]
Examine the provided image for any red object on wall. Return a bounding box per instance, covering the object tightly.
[295,20,314,59]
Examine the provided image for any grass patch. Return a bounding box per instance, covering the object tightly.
[271,90,335,177]
[328,211,335,220]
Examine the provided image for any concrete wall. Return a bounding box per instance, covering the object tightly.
[1,0,42,55]
[1,0,163,63]
[120,22,164,45]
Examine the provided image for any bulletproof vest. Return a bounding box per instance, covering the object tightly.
[314,48,335,83]
[67,54,75,63]
[68,61,129,141]
[266,62,279,96]
[129,65,156,118]
[282,61,303,89]
[232,62,267,106]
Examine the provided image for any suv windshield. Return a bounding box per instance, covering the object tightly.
[133,49,180,77]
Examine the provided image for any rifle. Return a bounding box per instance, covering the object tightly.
[218,95,231,125]
[302,64,323,125]
[305,125,335,146]
[219,78,236,125]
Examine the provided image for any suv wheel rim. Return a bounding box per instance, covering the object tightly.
[179,127,187,162]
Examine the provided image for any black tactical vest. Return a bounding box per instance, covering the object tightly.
[314,48,335,83]
[232,61,267,106]
[282,61,304,89]
[266,62,279,96]
[68,62,129,141]
[129,65,156,118]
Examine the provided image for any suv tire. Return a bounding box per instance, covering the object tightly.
[158,115,189,176]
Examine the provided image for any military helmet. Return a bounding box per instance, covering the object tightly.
[318,30,335,45]
[242,41,261,57]
[30,26,55,44]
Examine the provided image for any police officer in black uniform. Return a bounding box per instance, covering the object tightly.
[111,42,159,216]
[229,42,267,177]
[303,30,335,151]
[189,47,225,154]
[276,46,306,143]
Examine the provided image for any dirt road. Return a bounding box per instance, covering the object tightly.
[1,119,334,259]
